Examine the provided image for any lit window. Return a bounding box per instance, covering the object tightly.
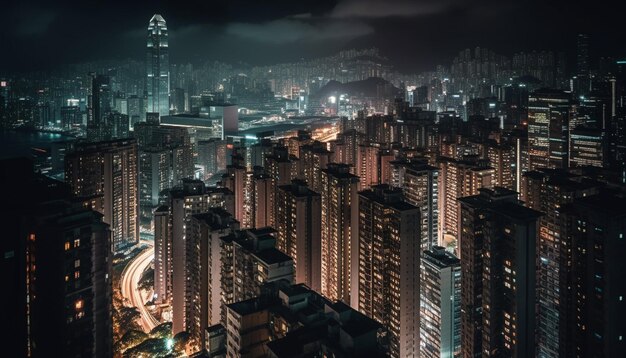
[74,239,80,247]
[64,242,70,251]
[74,259,80,268]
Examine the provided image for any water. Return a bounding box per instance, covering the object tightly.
[0,130,74,160]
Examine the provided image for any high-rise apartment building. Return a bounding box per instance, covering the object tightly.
[276,179,321,291]
[320,163,359,304]
[521,169,599,357]
[393,160,440,250]
[3,158,112,358]
[165,179,234,334]
[567,193,626,357]
[420,246,461,358]
[458,187,542,357]
[357,185,421,358]
[65,138,138,252]
[439,157,493,253]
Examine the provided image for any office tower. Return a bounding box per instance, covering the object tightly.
[577,34,590,76]
[527,89,573,170]
[567,193,626,357]
[87,74,112,141]
[356,144,380,190]
[320,163,359,304]
[138,148,170,226]
[134,123,194,227]
[153,206,171,305]
[569,126,606,167]
[197,138,229,180]
[357,185,421,358]
[458,188,520,357]
[167,179,234,334]
[127,95,145,127]
[60,105,81,130]
[223,283,387,358]
[107,112,130,139]
[3,158,112,358]
[264,146,296,228]
[276,179,322,291]
[207,102,239,137]
[393,160,440,250]
[250,171,271,228]
[187,208,239,351]
[521,169,599,357]
[222,154,246,223]
[487,143,514,189]
[171,87,185,114]
[420,246,461,358]
[146,14,170,116]
[65,138,139,252]
[458,188,542,358]
[439,157,493,252]
[298,141,331,193]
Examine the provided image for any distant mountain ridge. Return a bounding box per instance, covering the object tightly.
[312,77,402,99]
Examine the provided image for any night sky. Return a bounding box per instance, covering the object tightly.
[1,0,624,73]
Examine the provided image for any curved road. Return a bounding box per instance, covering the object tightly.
[121,247,160,332]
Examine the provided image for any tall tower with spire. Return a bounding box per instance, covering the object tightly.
[146,14,170,117]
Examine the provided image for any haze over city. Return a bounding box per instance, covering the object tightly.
[2,1,625,358]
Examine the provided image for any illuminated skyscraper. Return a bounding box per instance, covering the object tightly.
[567,193,626,357]
[320,163,359,304]
[420,246,461,358]
[65,139,139,252]
[577,34,590,76]
[357,185,421,358]
[458,188,541,358]
[521,169,599,357]
[276,179,321,291]
[146,14,170,116]
[527,89,573,170]
[439,157,493,253]
[3,159,112,358]
[458,187,519,358]
[393,160,440,251]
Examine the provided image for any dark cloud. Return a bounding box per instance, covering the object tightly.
[331,0,457,18]
[0,0,624,74]
[225,18,373,44]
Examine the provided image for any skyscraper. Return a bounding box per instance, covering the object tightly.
[567,193,626,357]
[276,179,322,291]
[527,89,573,170]
[521,169,599,357]
[577,34,590,77]
[420,246,461,358]
[357,185,421,358]
[3,158,112,358]
[65,138,139,252]
[320,163,359,304]
[393,160,440,251]
[146,14,170,116]
[458,187,524,358]
[458,188,542,357]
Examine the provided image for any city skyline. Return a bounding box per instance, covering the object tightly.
[3,6,626,358]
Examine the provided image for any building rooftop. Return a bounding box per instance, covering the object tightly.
[254,248,293,266]
[423,246,460,268]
